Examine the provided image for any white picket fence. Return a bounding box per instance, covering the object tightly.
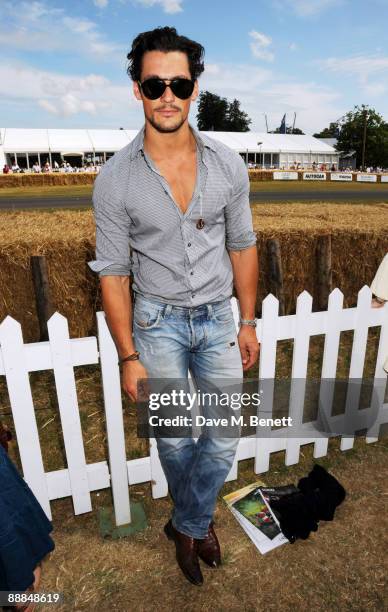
[0,286,387,527]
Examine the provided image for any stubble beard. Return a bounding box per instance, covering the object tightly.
[146,110,187,134]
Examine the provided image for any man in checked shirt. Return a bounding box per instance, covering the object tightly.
[88,26,259,586]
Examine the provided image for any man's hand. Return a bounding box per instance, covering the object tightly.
[238,325,260,371]
[121,360,149,402]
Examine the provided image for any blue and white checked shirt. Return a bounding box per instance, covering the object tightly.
[88,123,257,307]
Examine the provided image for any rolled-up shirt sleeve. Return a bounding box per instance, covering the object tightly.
[87,169,132,277]
[225,154,257,251]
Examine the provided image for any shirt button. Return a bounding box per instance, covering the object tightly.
[192,293,196,297]
[190,271,194,275]
[188,242,191,247]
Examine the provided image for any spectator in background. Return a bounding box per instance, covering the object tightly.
[43,162,51,173]
[32,162,41,173]
[53,161,59,171]
[11,161,20,173]
[2,164,10,174]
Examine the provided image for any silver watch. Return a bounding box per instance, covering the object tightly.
[239,318,257,328]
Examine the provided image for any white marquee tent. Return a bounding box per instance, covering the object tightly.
[0,127,338,170]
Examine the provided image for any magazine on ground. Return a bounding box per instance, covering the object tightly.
[223,481,299,554]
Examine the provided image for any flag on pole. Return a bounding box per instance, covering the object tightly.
[280,114,286,134]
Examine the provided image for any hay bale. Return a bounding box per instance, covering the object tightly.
[250,202,388,315]
[0,210,99,341]
[0,173,97,189]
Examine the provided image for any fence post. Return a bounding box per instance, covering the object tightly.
[97,311,132,525]
[315,288,344,457]
[340,286,371,451]
[31,255,54,341]
[0,316,51,518]
[316,235,332,311]
[48,312,92,515]
[255,294,279,474]
[366,302,388,443]
[266,239,285,316]
[285,291,313,466]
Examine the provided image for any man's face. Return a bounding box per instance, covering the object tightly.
[133,50,199,133]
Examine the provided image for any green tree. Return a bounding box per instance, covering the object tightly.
[225,99,251,132]
[271,126,305,135]
[196,91,251,131]
[336,105,388,168]
[313,122,340,138]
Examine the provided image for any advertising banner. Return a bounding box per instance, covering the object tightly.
[330,172,353,182]
[356,174,377,182]
[273,171,298,180]
[302,172,326,180]
[381,175,388,183]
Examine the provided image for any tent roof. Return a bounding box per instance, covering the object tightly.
[0,127,337,154]
[202,131,337,153]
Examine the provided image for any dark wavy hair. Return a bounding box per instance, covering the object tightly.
[126,26,205,82]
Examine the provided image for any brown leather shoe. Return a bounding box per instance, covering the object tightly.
[197,520,221,568]
[164,520,204,586]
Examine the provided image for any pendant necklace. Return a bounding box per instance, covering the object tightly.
[196,192,205,229]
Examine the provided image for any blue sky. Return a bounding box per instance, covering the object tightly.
[1,0,388,134]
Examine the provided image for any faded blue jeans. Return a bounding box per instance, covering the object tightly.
[132,293,243,539]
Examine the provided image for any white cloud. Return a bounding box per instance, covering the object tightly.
[38,99,59,115]
[289,42,298,51]
[249,30,274,62]
[363,82,387,97]
[205,64,221,75]
[17,1,62,21]
[134,0,183,13]
[37,95,108,117]
[317,54,388,77]
[272,0,342,17]
[250,31,272,48]
[0,1,124,60]
[93,0,109,7]
[315,53,388,97]
[63,17,96,34]
[0,62,133,119]
[200,63,273,97]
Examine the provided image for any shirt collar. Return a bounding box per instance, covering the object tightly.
[129,122,217,160]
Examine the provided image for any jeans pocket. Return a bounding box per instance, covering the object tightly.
[133,304,164,330]
[213,304,234,324]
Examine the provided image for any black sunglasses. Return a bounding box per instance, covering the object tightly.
[138,77,195,100]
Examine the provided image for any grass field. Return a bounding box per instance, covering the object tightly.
[250,180,388,192]
[0,180,388,201]
[0,184,93,199]
[21,437,388,611]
